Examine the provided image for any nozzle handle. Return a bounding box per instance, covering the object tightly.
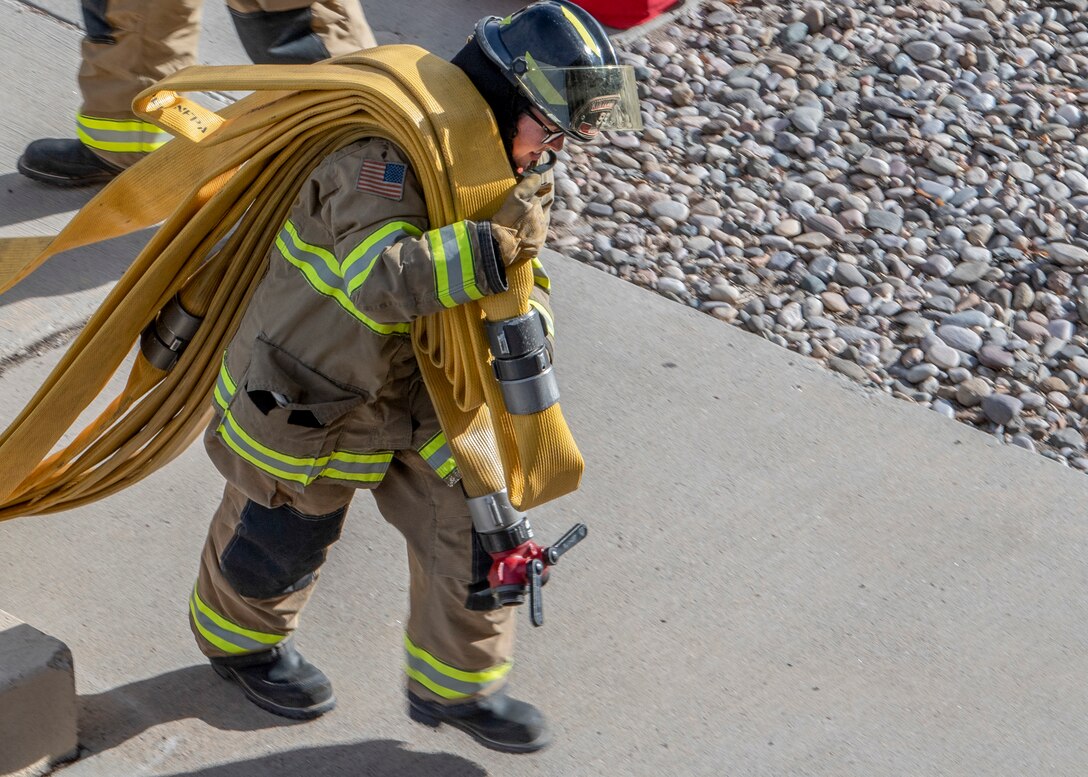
[544,523,588,565]
[528,559,545,627]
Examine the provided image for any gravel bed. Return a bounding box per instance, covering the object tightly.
[549,0,1088,469]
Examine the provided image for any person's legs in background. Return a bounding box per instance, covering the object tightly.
[18,0,376,186]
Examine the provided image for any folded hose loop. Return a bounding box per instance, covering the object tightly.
[0,45,582,519]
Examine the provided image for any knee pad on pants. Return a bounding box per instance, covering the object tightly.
[81,0,115,44]
[229,6,330,64]
[220,500,346,599]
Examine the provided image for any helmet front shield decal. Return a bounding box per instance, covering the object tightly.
[515,58,643,141]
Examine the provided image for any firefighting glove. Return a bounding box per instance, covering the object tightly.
[487,173,551,267]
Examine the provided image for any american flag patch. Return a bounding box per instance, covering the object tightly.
[357,160,406,200]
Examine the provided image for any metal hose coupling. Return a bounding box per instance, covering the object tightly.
[485,307,560,415]
[466,488,534,553]
[140,296,203,371]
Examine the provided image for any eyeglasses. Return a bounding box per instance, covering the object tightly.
[525,110,565,144]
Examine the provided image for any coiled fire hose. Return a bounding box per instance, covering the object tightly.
[0,45,583,521]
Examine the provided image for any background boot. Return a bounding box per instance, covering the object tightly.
[408,689,552,753]
[209,641,335,720]
[17,138,123,186]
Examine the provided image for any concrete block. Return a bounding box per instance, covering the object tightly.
[0,611,78,777]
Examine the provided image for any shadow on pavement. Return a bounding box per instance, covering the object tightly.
[77,665,313,755]
[0,230,151,306]
[0,172,100,226]
[159,740,488,777]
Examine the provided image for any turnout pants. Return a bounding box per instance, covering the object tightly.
[78,0,376,167]
[190,427,517,705]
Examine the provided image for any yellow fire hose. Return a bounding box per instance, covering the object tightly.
[0,45,582,521]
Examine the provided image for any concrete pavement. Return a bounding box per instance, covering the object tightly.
[2,1,1088,775]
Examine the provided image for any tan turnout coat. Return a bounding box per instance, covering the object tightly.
[210,137,555,492]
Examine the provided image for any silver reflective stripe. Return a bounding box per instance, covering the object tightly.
[322,452,394,481]
[405,651,490,697]
[214,356,394,486]
[76,114,172,154]
[189,584,284,654]
[418,431,457,481]
[217,412,392,486]
[190,596,274,652]
[403,633,512,700]
[279,223,344,297]
[275,221,410,336]
[428,222,482,308]
[343,223,418,294]
[214,358,235,411]
[218,413,320,484]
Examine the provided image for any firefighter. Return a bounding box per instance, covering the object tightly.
[187,0,641,754]
[17,0,375,187]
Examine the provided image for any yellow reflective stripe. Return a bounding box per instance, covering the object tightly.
[435,457,457,479]
[419,432,445,460]
[429,222,482,307]
[190,597,241,654]
[418,432,457,479]
[319,468,385,482]
[76,114,172,153]
[531,257,551,292]
[561,5,601,56]
[218,413,315,485]
[323,450,394,483]
[405,667,470,699]
[529,299,554,337]
[524,52,566,108]
[283,219,337,274]
[213,356,236,410]
[213,384,229,411]
[428,228,454,308]
[404,633,512,685]
[190,584,283,648]
[220,357,236,394]
[454,222,484,302]
[219,411,393,486]
[215,340,392,486]
[342,220,422,294]
[76,127,168,154]
[77,115,166,133]
[277,222,410,336]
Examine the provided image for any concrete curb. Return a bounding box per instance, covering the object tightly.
[0,611,78,777]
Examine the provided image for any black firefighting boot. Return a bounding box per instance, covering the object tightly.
[408,689,552,753]
[209,641,335,720]
[17,139,124,187]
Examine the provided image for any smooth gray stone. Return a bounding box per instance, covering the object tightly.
[938,325,983,353]
[926,341,960,369]
[649,200,691,221]
[948,262,990,284]
[866,209,904,233]
[1047,243,1088,267]
[1050,427,1087,452]
[904,40,942,62]
[1010,433,1037,451]
[982,393,1024,425]
[834,263,867,286]
[837,325,882,343]
[944,310,993,328]
[978,344,1015,370]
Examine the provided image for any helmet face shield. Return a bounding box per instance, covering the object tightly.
[514,57,643,141]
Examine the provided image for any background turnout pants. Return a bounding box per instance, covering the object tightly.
[190,428,518,705]
[78,0,376,167]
